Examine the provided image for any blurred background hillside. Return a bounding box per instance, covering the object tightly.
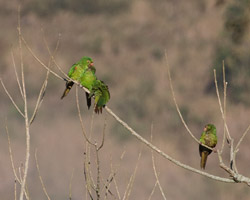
[1,0,250,199]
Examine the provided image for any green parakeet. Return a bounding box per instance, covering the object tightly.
[199,124,217,169]
[90,80,110,114]
[79,63,97,109]
[61,56,94,108]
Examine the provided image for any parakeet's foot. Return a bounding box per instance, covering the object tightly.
[213,147,218,153]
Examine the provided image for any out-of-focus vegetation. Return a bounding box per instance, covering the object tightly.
[1,0,250,199]
[23,0,131,16]
[207,0,250,105]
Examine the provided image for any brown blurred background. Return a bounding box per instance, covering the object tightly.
[1,0,250,199]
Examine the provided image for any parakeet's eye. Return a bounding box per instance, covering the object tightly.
[87,60,90,63]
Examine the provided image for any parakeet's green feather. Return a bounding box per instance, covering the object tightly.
[199,124,217,169]
[61,56,110,113]
[90,80,110,114]
[61,56,94,100]
[79,64,97,109]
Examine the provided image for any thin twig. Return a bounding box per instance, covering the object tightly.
[235,125,250,152]
[103,169,116,200]
[35,149,51,200]
[83,152,94,200]
[95,144,101,200]
[151,124,167,200]
[21,36,63,81]
[220,61,227,153]
[42,30,68,78]
[122,150,141,200]
[148,180,158,200]
[0,79,25,117]
[14,180,17,200]
[5,121,21,183]
[97,112,107,151]
[11,49,24,99]
[29,70,50,124]
[111,151,126,200]
[76,87,95,146]
[165,52,214,151]
[69,168,75,200]
[214,69,231,140]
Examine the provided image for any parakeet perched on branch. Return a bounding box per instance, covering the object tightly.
[79,63,97,109]
[199,124,217,169]
[90,80,110,114]
[61,56,94,99]
[61,56,95,109]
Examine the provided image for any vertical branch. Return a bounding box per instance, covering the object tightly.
[75,87,95,145]
[5,121,21,183]
[69,168,74,200]
[213,69,231,141]
[148,181,158,200]
[122,150,141,200]
[35,150,51,200]
[29,70,50,124]
[83,152,94,200]
[97,113,107,151]
[214,69,237,172]
[11,49,24,99]
[220,61,227,153]
[0,79,25,117]
[150,124,167,200]
[18,6,31,200]
[110,151,126,200]
[95,144,101,200]
[14,180,17,200]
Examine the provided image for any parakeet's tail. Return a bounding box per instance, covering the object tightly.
[61,81,74,99]
[85,92,91,109]
[200,151,209,169]
[94,105,103,114]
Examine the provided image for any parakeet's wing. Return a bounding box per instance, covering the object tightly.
[68,64,78,77]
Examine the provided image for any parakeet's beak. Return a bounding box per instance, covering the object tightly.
[89,62,94,67]
[204,126,207,132]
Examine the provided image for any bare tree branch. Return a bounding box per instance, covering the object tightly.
[69,168,74,200]
[105,106,233,183]
[21,36,63,81]
[0,79,25,117]
[151,124,167,200]
[122,150,141,200]
[220,61,228,153]
[76,87,95,146]
[35,149,51,200]
[148,180,158,200]
[29,70,50,124]
[214,69,231,141]
[11,49,24,99]
[5,121,21,183]
[18,6,31,199]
